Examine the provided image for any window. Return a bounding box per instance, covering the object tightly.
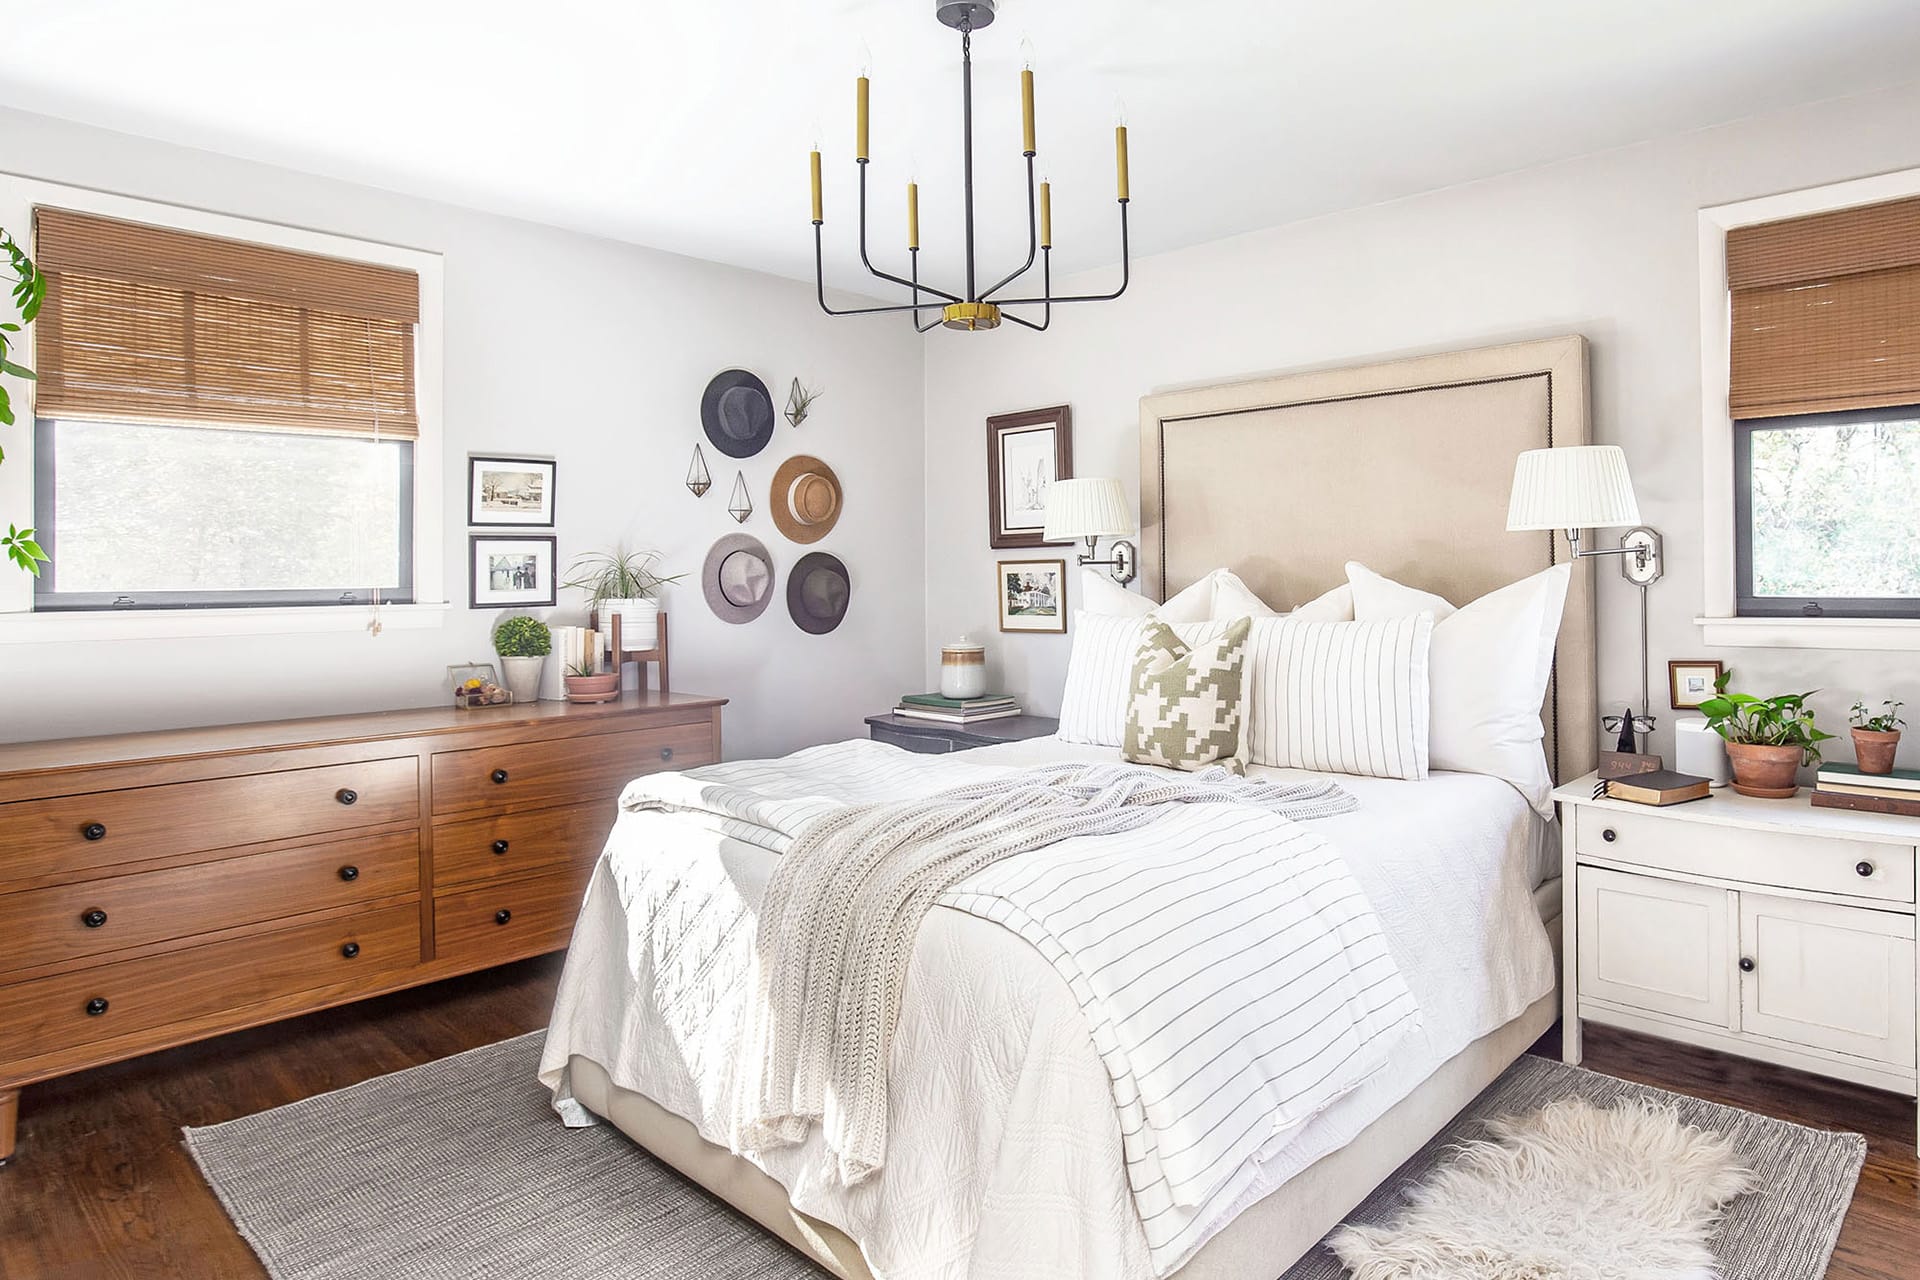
[1725,194,1920,620]
[27,207,421,610]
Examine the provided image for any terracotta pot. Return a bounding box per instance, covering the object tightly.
[1852,727,1902,775]
[564,672,621,704]
[1723,741,1803,798]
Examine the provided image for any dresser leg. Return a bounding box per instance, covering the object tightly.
[0,1088,18,1165]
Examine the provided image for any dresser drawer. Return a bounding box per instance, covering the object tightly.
[1576,807,1915,904]
[432,802,615,891]
[433,871,591,967]
[2,757,419,885]
[430,722,715,816]
[0,904,419,1067]
[0,830,419,976]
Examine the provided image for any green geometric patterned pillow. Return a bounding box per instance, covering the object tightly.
[1123,617,1252,774]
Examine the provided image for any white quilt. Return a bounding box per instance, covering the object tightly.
[539,738,1555,1280]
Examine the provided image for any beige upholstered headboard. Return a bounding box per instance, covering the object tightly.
[1139,336,1597,782]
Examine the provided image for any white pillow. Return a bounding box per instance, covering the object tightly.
[1289,582,1355,623]
[1057,612,1233,746]
[1346,562,1572,813]
[1243,614,1433,780]
[1078,568,1214,622]
[1211,570,1281,620]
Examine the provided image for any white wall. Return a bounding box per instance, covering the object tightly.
[0,107,925,761]
[924,79,1920,771]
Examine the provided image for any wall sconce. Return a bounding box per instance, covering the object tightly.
[1044,477,1137,584]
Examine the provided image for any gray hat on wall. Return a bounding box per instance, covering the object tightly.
[703,533,776,624]
[787,551,851,635]
[702,369,776,459]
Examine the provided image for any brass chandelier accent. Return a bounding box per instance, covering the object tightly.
[809,0,1131,332]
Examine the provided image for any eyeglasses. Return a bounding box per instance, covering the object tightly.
[1602,712,1657,738]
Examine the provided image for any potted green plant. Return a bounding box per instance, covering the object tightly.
[1698,672,1835,798]
[561,547,683,649]
[492,615,552,704]
[1,228,50,576]
[1849,699,1906,775]
[563,660,621,704]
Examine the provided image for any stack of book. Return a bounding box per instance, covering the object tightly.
[1811,763,1920,817]
[893,692,1022,725]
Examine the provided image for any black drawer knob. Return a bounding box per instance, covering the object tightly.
[1601,827,1617,843]
[1739,956,1756,972]
[336,788,358,806]
[490,768,510,785]
[494,908,512,925]
[660,746,674,761]
[85,997,109,1016]
[338,865,360,882]
[1856,861,1875,878]
[82,822,107,842]
[341,942,361,959]
[81,908,108,929]
[492,838,510,855]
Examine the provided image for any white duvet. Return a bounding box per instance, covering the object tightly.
[539,738,1556,1280]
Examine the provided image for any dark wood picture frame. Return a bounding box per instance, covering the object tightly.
[1668,659,1726,710]
[987,405,1073,549]
[467,455,557,528]
[468,534,558,608]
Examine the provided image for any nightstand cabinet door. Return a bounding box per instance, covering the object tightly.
[1578,867,1733,1028]
[1739,892,1917,1068]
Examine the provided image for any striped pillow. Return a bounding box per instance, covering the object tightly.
[1243,614,1433,780]
[1058,611,1234,747]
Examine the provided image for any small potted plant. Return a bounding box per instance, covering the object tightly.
[1850,699,1906,775]
[563,661,621,704]
[1698,672,1835,798]
[561,547,683,650]
[492,615,551,704]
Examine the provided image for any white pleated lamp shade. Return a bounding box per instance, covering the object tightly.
[1044,477,1136,540]
[1506,445,1642,531]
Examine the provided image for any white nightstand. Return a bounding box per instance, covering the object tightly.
[1554,772,1918,1142]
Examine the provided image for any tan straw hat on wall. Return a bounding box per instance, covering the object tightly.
[769,454,843,544]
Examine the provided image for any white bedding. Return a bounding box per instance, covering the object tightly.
[539,737,1556,1280]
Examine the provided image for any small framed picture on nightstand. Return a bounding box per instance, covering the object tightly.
[1668,659,1724,710]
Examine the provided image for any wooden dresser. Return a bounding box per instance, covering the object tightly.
[0,690,726,1163]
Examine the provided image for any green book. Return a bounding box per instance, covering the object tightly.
[899,692,1014,710]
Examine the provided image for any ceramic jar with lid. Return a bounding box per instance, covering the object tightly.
[939,635,988,699]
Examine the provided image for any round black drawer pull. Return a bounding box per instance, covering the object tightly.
[81,908,108,929]
[660,746,674,761]
[490,768,510,785]
[1738,956,1756,973]
[494,909,512,925]
[1601,828,1617,844]
[492,839,511,855]
[82,822,107,842]
[85,997,109,1016]
[1856,861,1875,878]
[341,942,361,959]
[338,865,360,882]
[336,788,358,806]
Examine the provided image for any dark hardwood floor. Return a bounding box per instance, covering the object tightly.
[2,962,1914,1279]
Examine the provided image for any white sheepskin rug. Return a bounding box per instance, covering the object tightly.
[1326,1096,1755,1280]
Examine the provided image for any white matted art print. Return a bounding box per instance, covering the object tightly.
[470,535,557,608]
[987,405,1072,549]
[468,456,556,527]
[997,557,1067,633]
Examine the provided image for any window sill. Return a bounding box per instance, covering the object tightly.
[1695,615,1920,651]
[0,602,450,644]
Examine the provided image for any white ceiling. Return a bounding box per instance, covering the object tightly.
[4,0,1919,303]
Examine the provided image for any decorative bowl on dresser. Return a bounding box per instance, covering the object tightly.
[0,690,726,1164]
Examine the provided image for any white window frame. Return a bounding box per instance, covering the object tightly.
[0,173,447,641]
[1697,166,1920,651]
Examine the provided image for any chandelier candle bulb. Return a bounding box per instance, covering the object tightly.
[907,182,920,249]
[1020,67,1035,155]
[1039,181,1051,248]
[1115,125,1129,202]
[856,76,870,161]
[810,150,823,223]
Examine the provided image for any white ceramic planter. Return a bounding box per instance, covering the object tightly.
[603,597,660,649]
[500,655,545,704]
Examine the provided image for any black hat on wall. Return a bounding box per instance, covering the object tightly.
[787,552,851,635]
[702,369,776,459]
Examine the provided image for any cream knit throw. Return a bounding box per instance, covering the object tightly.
[736,761,1358,1183]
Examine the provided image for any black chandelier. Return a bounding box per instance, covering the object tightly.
[808,0,1131,332]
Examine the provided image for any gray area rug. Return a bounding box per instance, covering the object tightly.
[186,1033,1864,1280]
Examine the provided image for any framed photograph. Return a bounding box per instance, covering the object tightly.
[997,557,1068,634]
[986,405,1072,549]
[1668,659,1726,710]
[470,535,557,608]
[468,456,556,527]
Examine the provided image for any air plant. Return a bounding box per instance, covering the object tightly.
[784,377,821,428]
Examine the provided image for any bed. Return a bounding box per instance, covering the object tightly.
[541,335,1598,1279]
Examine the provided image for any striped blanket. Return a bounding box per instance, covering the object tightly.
[619,740,1420,1233]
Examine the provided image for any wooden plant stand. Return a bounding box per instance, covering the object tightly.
[589,609,670,693]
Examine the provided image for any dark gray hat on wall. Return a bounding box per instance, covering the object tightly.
[702,369,776,459]
[787,551,851,635]
[703,533,776,624]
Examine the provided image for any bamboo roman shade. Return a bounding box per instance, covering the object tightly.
[32,207,420,438]
[1727,195,1920,419]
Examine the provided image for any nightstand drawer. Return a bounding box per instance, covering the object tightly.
[869,724,957,754]
[1576,807,1915,904]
